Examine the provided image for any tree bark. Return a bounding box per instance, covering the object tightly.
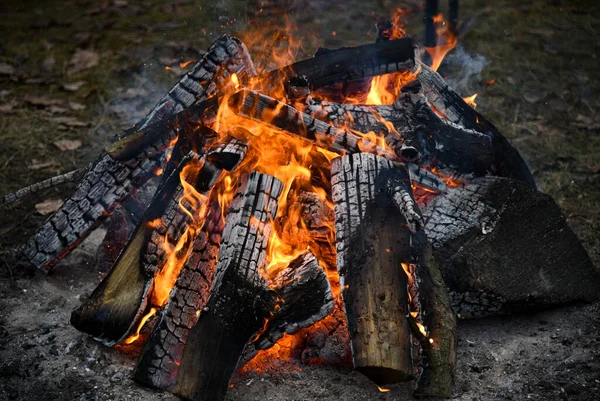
[411,232,457,398]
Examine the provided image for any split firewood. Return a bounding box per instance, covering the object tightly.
[240,251,334,363]
[134,199,225,390]
[171,172,282,401]
[410,232,457,398]
[70,151,230,344]
[330,153,423,385]
[420,176,600,318]
[133,137,249,390]
[22,35,256,272]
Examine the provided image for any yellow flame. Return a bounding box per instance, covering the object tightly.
[123,307,157,344]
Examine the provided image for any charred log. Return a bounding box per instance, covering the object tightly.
[410,232,457,398]
[304,88,496,180]
[254,37,416,93]
[228,89,399,161]
[171,172,282,401]
[240,251,334,363]
[122,34,256,136]
[70,152,224,344]
[134,200,224,390]
[22,35,256,271]
[417,63,536,188]
[421,176,600,318]
[331,153,422,385]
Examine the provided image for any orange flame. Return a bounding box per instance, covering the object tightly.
[463,93,478,109]
[424,14,458,72]
[179,59,197,69]
[119,8,465,370]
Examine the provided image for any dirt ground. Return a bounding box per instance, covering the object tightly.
[0,0,599,400]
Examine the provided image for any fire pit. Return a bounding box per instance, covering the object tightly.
[11,16,599,401]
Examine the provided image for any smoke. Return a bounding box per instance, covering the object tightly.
[442,45,487,96]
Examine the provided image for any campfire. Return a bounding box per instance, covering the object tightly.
[13,12,599,401]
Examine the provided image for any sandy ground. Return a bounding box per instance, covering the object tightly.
[1,0,599,400]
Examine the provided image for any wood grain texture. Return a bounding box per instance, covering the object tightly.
[331,153,422,385]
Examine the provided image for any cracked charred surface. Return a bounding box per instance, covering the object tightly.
[133,201,224,391]
[70,154,222,344]
[22,35,257,272]
[172,172,283,401]
[421,176,600,318]
[331,153,422,385]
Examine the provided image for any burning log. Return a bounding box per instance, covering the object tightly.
[122,34,256,135]
[330,153,422,385]
[70,151,230,344]
[303,85,497,180]
[254,37,416,93]
[12,30,600,401]
[228,89,399,161]
[417,63,536,188]
[421,176,600,318]
[240,251,334,363]
[170,171,282,401]
[134,200,224,390]
[22,35,256,272]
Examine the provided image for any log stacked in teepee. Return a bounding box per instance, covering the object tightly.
[9,27,599,401]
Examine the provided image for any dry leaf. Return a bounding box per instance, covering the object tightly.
[48,105,68,114]
[28,159,59,170]
[24,95,63,107]
[0,100,18,113]
[69,101,86,111]
[51,117,90,128]
[0,62,15,75]
[41,55,55,73]
[54,139,83,151]
[35,198,63,215]
[62,81,86,92]
[68,49,99,74]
